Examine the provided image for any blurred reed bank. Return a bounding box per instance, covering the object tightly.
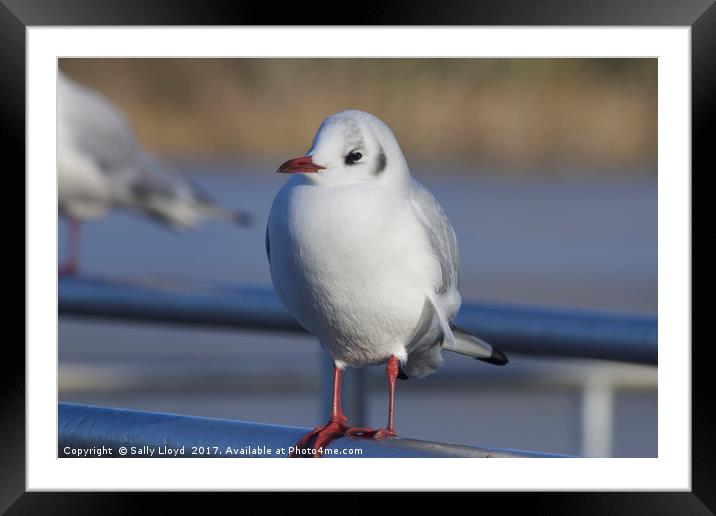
[58,58,657,457]
[59,58,656,175]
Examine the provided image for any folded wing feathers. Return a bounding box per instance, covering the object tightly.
[444,324,509,366]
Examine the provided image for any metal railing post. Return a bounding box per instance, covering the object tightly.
[580,377,615,457]
[344,368,368,427]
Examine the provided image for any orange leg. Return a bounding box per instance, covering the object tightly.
[345,356,399,439]
[290,356,400,458]
[290,365,349,458]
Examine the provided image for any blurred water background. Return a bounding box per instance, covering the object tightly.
[58,59,657,457]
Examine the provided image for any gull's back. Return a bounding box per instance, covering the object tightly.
[57,73,246,229]
[58,73,145,218]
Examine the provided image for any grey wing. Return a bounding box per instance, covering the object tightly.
[410,182,460,296]
[407,182,507,373]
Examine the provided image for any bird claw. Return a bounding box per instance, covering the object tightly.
[289,419,397,458]
[290,417,349,458]
[345,427,397,439]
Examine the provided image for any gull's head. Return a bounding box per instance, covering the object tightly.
[277,110,410,187]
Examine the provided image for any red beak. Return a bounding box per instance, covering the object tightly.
[277,156,325,174]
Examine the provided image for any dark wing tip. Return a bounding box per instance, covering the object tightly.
[477,347,509,366]
[397,367,410,380]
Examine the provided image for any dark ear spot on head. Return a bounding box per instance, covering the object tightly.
[375,148,387,175]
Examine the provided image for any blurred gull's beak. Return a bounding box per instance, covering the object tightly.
[277,156,325,174]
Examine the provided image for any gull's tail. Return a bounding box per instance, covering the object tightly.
[443,324,509,366]
[130,153,253,230]
[196,203,253,228]
[398,297,508,380]
[180,173,253,228]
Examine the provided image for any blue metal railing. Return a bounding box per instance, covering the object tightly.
[57,275,656,457]
[59,276,657,364]
[58,402,568,458]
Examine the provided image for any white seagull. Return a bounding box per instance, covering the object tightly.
[57,72,251,275]
[267,110,508,457]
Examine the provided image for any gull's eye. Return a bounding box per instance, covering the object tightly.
[345,151,363,165]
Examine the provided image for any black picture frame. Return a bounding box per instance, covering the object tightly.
[8,0,709,512]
